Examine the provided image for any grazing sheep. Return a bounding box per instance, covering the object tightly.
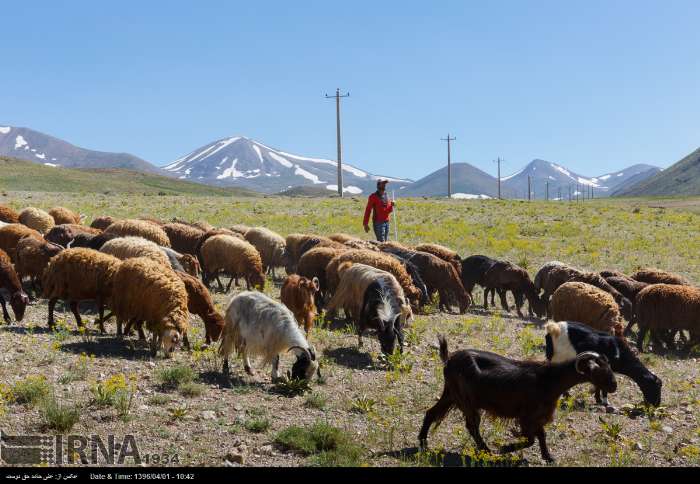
[161,247,200,277]
[111,257,189,356]
[285,234,341,273]
[534,261,576,305]
[414,243,461,274]
[18,207,55,234]
[230,224,251,236]
[297,246,347,308]
[0,205,20,224]
[191,220,215,232]
[42,248,122,331]
[15,237,64,295]
[482,260,545,318]
[244,227,287,278]
[138,217,165,226]
[162,223,204,255]
[100,236,172,269]
[328,233,360,244]
[325,249,422,307]
[550,282,624,336]
[384,252,430,307]
[545,321,662,407]
[460,254,499,303]
[325,263,411,354]
[90,216,118,231]
[176,271,225,345]
[193,228,243,276]
[104,219,171,247]
[631,268,690,286]
[604,276,649,335]
[635,284,700,353]
[0,224,44,262]
[0,248,29,323]
[48,207,82,225]
[599,270,627,279]
[219,291,319,381]
[45,224,102,247]
[418,335,616,463]
[200,235,265,292]
[281,275,320,335]
[67,232,121,251]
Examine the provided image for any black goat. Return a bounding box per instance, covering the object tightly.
[545,321,661,406]
[385,252,430,307]
[418,335,615,463]
[67,232,120,251]
[460,255,499,305]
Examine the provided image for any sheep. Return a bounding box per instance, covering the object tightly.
[138,217,165,226]
[100,236,172,270]
[14,237,63,295]
[90,216,118,231]
[482,260,545,318]
[0,248,29,323]
[200,235,266,292]
[383,252,430,307]
[284,233,342,273]
[104,219,171,247]
[545,321,662,407]
[631,268,690,286]
[343,239,381,252]
[325,263,411,354]
[18,207,55,234]
[604,276,649,335]
[161,247,200,277]
[45,224,102,247]
[191,220,214,232]
[328,233,359,244]
[635,284,700,353]
[219,291,319,382]
[381,246,468,313]
[418,335,616,463]
[110,257,189,356]
[0,224,44,262]
[193,228,243,276]
[0,205,20,224]
[460,254,499,304]
[280,275,320,335]
[414,243,461,274]
[599,269,628,279]
[176,271,225,345]
[48,207,82,225]
[42,248,122,331]
[325,249,422,307]
[229,224,251,236]
[162,223,204,255]
[244,227,287,278]
[296,246,346,308]
[67,232,121,251]
[550,282,624,336]
[534,261,576,307]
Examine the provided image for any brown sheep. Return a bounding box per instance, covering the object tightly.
[104,219,171,247]
[230,224,251,236]
[635,284,700,353]
[325,249,422,307]
[42,248,122,331]
[200,235,265,292]
[176,271,225,345]
[328,233,359,244]
[138,217,165,226]
[297,246,347,305]
[0,205,20,224]
[0,248,29,323]
[631,268,690,286]
[281,275,320,335]
[15,237,64,295]
[162,223,204,255]
[194,228,244,283]
[110,257,189,356]
[18,207,55,234]
[45,224,102,247]
[191,221,214,232]
[90,216,118,231]
[550,282,624,336]
[100,236,172,269]
[49,207,82,225]
[284,234,343,273]
[0,224,44,262]
[482,260,545,318]
[343,239,381,251]
[414,243,462,274]
[244,227,287,278]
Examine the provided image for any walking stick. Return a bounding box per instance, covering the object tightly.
[392,190,399,242]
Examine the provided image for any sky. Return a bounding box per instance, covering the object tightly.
[1,0,699,180]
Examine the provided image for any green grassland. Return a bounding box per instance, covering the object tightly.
[0,192,699,467]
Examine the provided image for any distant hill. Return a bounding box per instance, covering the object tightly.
[163,136,412,195]
[0,156,257,196]
[397,162,502,198]
[614,148,700,197]
[0,125,162,174]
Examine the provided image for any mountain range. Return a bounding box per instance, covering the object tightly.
[0,123,685,198]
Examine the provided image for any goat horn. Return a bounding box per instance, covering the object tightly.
[575,351,600,374]
[287,346,312,360]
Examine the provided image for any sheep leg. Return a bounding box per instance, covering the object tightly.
[499,433,535,455]
[226,276,235,293]
[0,294,10,323]
[47,298,58,328]
[418,386,454,450]
[183,331,190,351]
[222,358,230,376]
[216,275,224,291]
[636,326,648,352]
[623,319,636,337]
[483,288,489,310]
[150,334,160,357]
[497,289,509,312]
[594,387,609,407]
[69,301,83,329]
[97,300,106,334]
[464,410,490,452]
[243,351,253,376]
[137,323,146,341]
[271,355,281,382]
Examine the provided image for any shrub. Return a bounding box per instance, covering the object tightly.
[13,376,51,407]
[156,365,195,390]
[245,417,271,433]
[275,421,363,466]
[40,396,80,432]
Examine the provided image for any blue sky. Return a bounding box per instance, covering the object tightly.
[1,0,699,180]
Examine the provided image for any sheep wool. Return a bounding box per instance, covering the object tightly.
[18,207,55,234]
[201,234,265,290]
[162,223,204,255]
[631,268,690,286]
[49,207,82,225]
[550,282,623,336]
[91,216,118,231]
[15,237,63,288]
[244,227,286,272]
[45,224,102,247]
[104,219,171,247]
[42,248,122,303]
[0,224,44,262]
[297,246,347,291]
[0,205,20,224]
[100,236,171,269]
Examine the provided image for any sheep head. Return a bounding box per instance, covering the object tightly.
[10,291,29,322]
[575,352,616,394]
[288,346,320,381]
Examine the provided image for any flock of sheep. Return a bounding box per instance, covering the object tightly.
[0,202,697,464]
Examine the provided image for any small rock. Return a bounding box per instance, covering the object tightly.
[259,444,273,456]
[233,404,243,411]
[202,410,217,420]
[662,426,673,434]
[635,442,644,451]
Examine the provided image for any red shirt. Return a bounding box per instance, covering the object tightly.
[363,192,394,225]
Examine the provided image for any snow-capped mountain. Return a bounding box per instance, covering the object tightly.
[501,159,660,199]
[0,125,161,173]
[163,136,412,194]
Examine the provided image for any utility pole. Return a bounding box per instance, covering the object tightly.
[557,187,561,201]
[527,176,531,201]
[546,181,549,201]
[493,157,503,199]
[325,88,350,197]
[441,134,456,198]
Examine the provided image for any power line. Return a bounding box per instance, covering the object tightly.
[440,134,456,198]
[324,88,350,197]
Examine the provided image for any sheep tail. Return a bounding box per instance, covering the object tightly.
[437,334,449,365]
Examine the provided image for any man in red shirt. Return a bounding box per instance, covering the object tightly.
[363,179,395,242]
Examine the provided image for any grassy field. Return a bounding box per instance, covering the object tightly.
[0,192,699,467]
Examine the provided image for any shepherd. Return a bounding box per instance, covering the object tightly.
[363,179,395,242]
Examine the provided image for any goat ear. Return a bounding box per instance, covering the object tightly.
[311,277,320,292]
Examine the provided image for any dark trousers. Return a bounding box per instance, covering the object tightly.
[373,221,390,242]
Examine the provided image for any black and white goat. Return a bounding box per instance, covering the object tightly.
[545,321,662,407]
